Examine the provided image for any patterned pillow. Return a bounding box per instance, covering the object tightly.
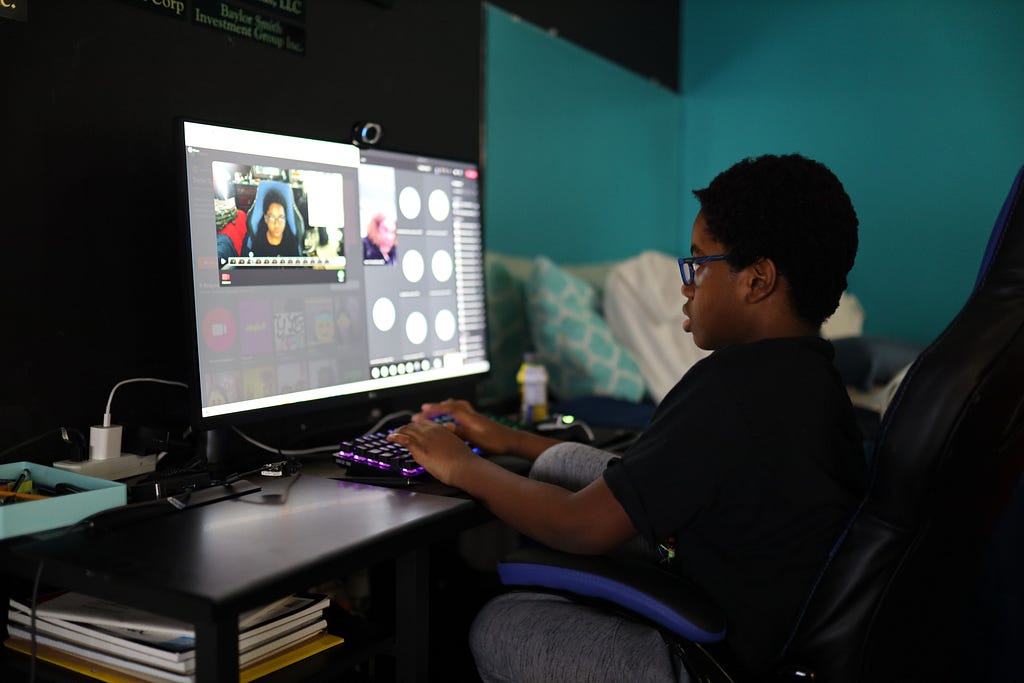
[526,256,646,402]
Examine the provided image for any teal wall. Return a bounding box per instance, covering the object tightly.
[484,5,681,263]
[680,0,1024,342]
[485,1,1024,341]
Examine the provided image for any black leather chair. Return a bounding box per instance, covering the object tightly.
[499,164,1024,682]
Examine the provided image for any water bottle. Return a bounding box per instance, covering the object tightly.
[516,353,549,424]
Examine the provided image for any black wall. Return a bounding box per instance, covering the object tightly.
[0,0,678,460]
[488,0,680,90]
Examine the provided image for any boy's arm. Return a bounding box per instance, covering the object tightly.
[388,421,636,555]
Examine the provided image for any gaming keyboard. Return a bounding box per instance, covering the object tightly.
[333,413,597,479]
[334,431,426,478]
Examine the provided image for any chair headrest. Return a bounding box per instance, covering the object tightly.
[873,163,1024,526]
[246,180,299,237]
[975,165,1024,290]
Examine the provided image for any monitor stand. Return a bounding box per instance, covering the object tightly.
[196,427,237,478]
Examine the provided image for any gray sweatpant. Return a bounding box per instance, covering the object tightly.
[468,442,691,682]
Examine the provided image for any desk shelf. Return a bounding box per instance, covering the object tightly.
[1,476,483,683]
[1,635,381,683]
[1,605,401,683]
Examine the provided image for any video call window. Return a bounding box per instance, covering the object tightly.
[359,163,400,266]
[212,162,348,286]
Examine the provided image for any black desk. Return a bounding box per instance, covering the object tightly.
[1,475,481,682]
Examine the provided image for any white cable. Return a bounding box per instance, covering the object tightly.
[231,427,340,457]
[576,421,596,443]
[103,378,188,427]
[230,409,413,457]
[363,409,414,436]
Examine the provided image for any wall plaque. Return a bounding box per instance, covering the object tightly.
[192,0,305,54]
[115,0,186,19]
[117,0,306,55]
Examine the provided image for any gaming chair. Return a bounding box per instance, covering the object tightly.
[498,164,1024,682]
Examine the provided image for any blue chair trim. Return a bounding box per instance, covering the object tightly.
[975,165,1024,290]
[498,556,726,643]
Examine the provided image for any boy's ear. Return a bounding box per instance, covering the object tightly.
[744,258,778,303]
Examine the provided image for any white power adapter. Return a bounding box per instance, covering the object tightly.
[54,377,186,481]
[54,422,157,480]
[89,424,123,460]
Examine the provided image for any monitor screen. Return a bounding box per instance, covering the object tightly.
[178,120,489,427]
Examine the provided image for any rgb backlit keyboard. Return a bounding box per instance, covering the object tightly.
[334,431,426,478]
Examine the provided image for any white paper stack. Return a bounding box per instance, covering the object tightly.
[6,592,337,682]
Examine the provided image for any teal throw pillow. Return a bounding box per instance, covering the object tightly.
[526,256,646,402]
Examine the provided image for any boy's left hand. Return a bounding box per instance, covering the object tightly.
[388,421,475,485]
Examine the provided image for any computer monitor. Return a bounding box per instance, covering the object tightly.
[177,119,489,432]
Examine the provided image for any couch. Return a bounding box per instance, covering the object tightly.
[480,250,919,431]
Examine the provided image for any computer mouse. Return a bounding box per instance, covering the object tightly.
[533,416,594,444]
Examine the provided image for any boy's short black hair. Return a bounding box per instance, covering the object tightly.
[693,154,858,327]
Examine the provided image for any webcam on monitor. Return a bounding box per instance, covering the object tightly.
[351,121,383,147]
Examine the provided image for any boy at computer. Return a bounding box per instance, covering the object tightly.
[388,153,866,680]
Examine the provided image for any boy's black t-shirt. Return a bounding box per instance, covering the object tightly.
[603,336,866,674]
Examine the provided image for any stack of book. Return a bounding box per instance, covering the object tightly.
[5,591,343,682]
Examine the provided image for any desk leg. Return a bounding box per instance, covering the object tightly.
[0,572,10,640]
[195,619,239,683]
[395,547,429,682]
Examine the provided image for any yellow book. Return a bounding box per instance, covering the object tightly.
[4,632,344,682]
[241,632,344,681]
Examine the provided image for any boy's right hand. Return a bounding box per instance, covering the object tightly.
[413,400,517,455]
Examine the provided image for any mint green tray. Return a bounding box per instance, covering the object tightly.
[0,461,127,539]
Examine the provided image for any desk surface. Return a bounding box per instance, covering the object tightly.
[6,476,476,623]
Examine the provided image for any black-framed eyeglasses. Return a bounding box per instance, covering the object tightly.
[678,254,729,285]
